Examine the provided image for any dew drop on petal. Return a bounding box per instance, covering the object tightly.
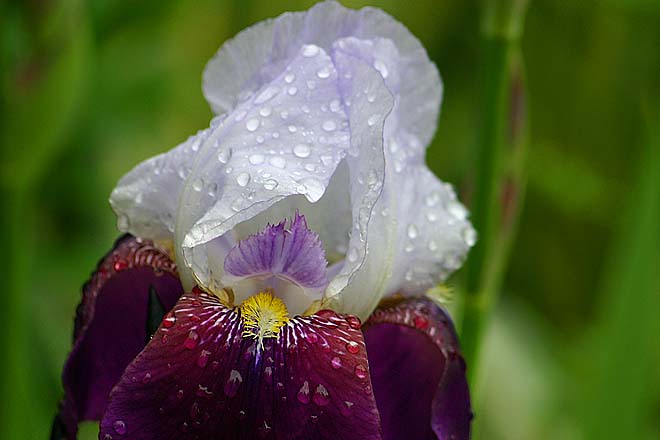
[302,45,319,57]
[347,247,359,263]
[246,118,260,132]
[354,365,368,380]
[287,86,298,96]
[259,106,272,117]
[346,341,359,354]
[113,420,127,435]
[313,384,331,406]
[269,156,286,169]
[217,148,232,164]
[163,312,176,328]
[184,331,199,350]
[367,114,380,127]
[373,59,389,79]
[249,154,265,165]
[317,67,331,79]
[407,223,419,239]
[331,357,342,369]
[462,227,477,246]
[284,72,296,83]
[322,120,337,132]
[192,178,204,192]
[236,172,251,187]
[263,179,278,190]
[224,370,243,398]
[297,381,311,404]
[293,144,311,158]
[116,214,130,232]
[447,200,468,220]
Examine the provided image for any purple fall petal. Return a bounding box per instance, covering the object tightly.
[364,298,472,440]
[58,235,182,439]
[224,212,328,288]
[99,289,382,440]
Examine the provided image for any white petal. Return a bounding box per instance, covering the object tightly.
[203,0,441,147]
[109,128,211,241]
[179,45,353,291]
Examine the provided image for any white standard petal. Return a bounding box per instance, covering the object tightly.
[203,0,441,148]
[178,45,353,292]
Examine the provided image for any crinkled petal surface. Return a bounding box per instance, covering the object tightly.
[99,289,382,440]
[57,236,182,439]
[364,298,472,440]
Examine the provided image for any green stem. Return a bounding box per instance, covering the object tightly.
[460,0,529,384]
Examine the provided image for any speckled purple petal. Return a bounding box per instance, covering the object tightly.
[364,298,472,440]
[99,288,382,440]
[56,235,182,439]
[224,212,328,288]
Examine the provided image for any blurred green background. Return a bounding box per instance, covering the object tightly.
[1,0,659,439]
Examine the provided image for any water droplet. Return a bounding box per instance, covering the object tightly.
[113,259,128,272]
[236,172,251,187]
[302,45,319,57]
[428,240,438,251]
[297,381,311,404]
[354,365,368,379]
[346,316,361,329]
[407,223,419,239]
[317,67,331,79]
[306,80,316,90]
[373,59,389,79]
[246,118,260,132]
[192,178,204,192]
[331,357,342,369]
[287,86,298,96]
[259,106,272,117]
[113,420,127,435]
[347,247,359,263]
[288,125,297,133]
[218,148,232,164]
[447,200,468,220]
[224,370,243,398]
[425,192,441,207]
[269,156,286,169]
[367,94,376,103]
[163,312,176,328]
[293,144,311,158]
[249,154,265,165]
[462,227,477,246]
[367,114,379,126]
[142,372,152,383]
[197,350,210,368]
[177,389,185,399]
[284,72,296,83]
[313,384,331,406]
[184,331,199,349]
[300,177,324,201]
[329,99,341,112]
[340,401,354,417]
[346,341,359,354]
[322,120,337,132]
[263,179,278,190]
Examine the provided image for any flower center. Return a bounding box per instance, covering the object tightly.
[240,291,289,349]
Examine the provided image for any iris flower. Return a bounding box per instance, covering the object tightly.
[54,2,476,439]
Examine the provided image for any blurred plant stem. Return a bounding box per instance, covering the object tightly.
[460,0,530,384]
[578,99,660,440]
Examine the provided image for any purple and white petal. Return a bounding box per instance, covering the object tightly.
[58,235,182,438]
[364,297,472,440]
[223,213,328,314]
[99,289,383,440]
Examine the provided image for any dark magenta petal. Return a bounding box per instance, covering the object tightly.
[224,212,328,288]
[364,298,472,440]
[58,235,183,439]
[99,289,382,439]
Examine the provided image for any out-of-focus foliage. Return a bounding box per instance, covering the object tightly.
[1,0,658,439]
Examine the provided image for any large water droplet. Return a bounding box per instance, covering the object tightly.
[249,154,265,165]
[224,370,243,398]
[346,341,359,354]
[367,114,380,127]
[354,365,368,380]
[373,59,389,79]
[407,223,419,239]
[302,45,319,57]
[317,67,331,79]
[297,381,311,404]
[462,227,477,246]
[447,200,468,220]
[331,357,342,369]
[218,148,232,164]
[113,420,127,435]
[259,106,272,117]
[313,384,331,406]
[322,120,337,132]
[284,72,296,83]
[236,172,251,187]
[184,331,199,349]
[246,118,260,132]
[263,179,278,190]
[293,144,311,158]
